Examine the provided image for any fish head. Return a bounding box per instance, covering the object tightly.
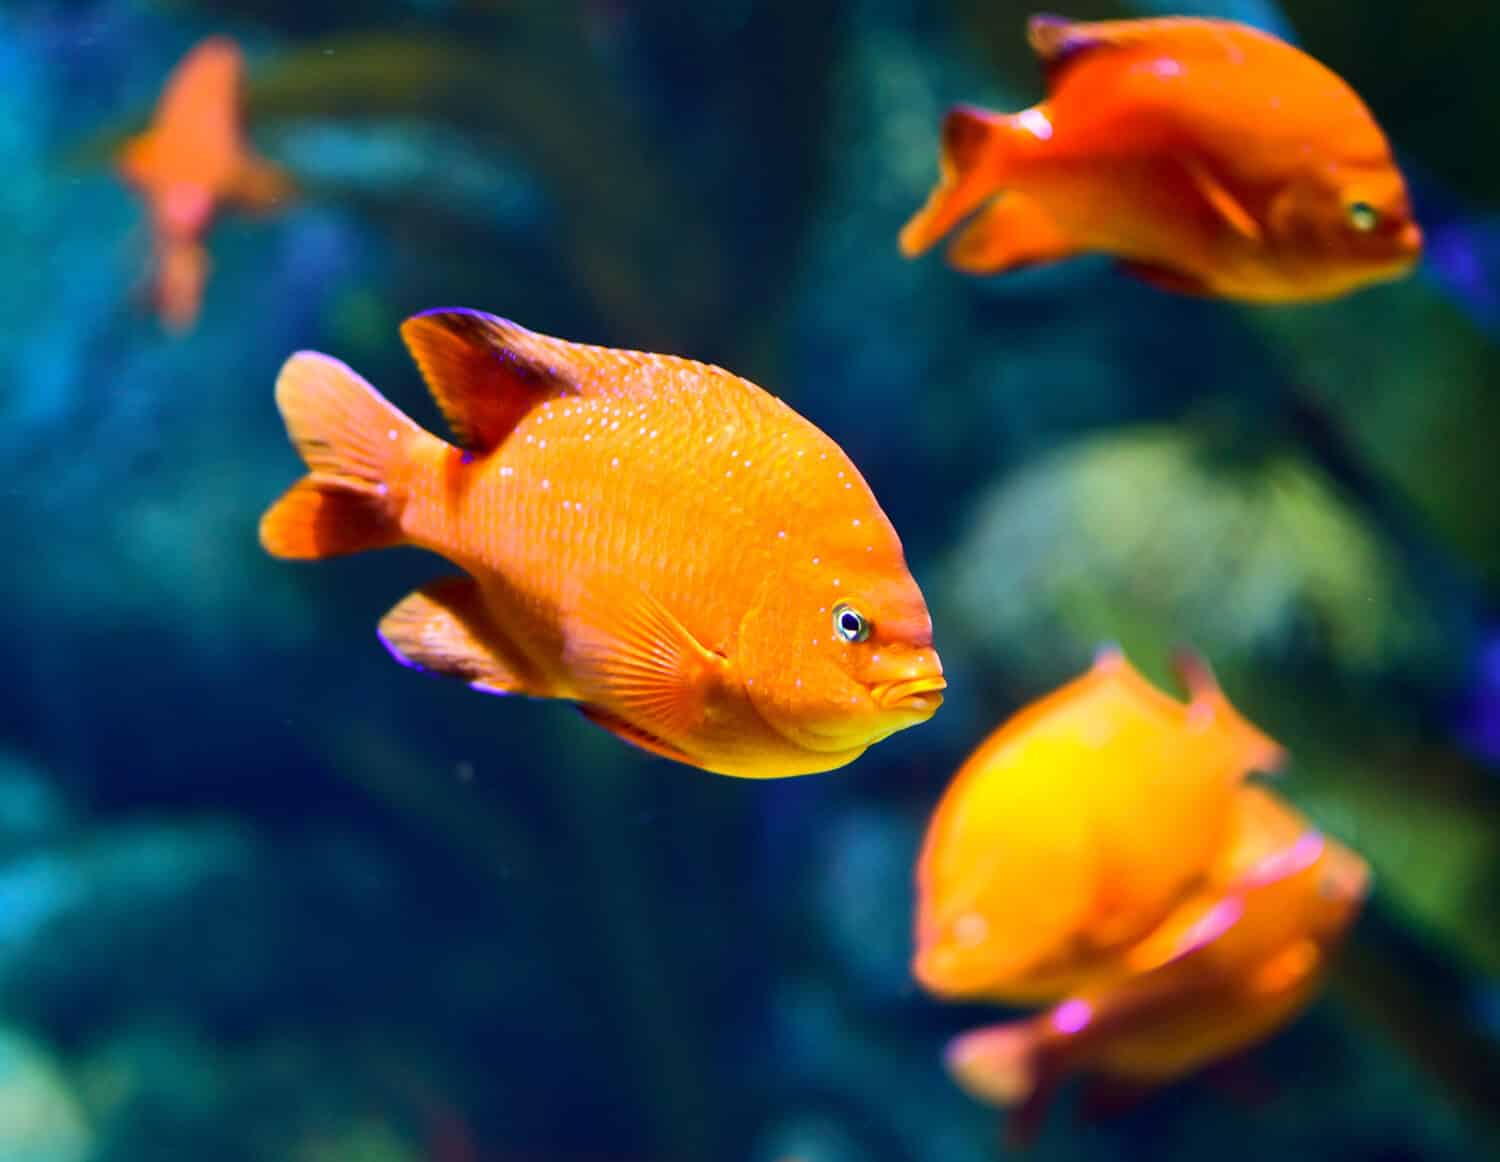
[737,512,945,758]
[1265,158,1422,295]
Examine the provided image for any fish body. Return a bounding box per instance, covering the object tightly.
[900,15,1421,301]
[914,650,1282,1002]
[946,787,1369,1138]
[260,310,944,778]
[116,37,292,331]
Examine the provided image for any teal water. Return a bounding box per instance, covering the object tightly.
[2,1,1497,1159]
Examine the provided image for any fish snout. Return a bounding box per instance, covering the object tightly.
[1396,220,1424,259]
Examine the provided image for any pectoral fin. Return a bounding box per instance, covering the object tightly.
[1248,939,1323,997]
[378,576,539,696]
[577,705,699,767]
[1125,894,1244,974]
[1119,260,1214,297]
[567,589,725,749]
[1183,159,1263,242]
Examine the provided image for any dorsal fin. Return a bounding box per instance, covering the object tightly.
[1027,15,1227,84]
[398,308,579,451]
[152,37,244,157]
[1027,13,1117,80]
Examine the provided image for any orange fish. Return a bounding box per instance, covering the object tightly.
[914,650,1282,1003]
[259,310,945,778]
[944,786,1369,1143]
[116,37,292,332]
[899,15,1422,302]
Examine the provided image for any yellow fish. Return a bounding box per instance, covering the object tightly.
[945,786,1369,1142]
[260,310,945,778]
[914,650,1282,1001]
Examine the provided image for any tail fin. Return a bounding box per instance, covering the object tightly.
[899,105,1030,258]
[154,237,208,334]
[259,353,422,559]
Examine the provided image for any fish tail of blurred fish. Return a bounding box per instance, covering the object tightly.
[898,105,1034,258]
[259,353,429,559]
[153,237,209,335]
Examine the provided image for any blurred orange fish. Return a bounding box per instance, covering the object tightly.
[914,650,1282,1002]
[945,786,1368,1144]
[116,37,293,332]
[259,310,944,777]
[900,15,1422,301]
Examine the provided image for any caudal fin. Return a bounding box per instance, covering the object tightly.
[899,105,1031,258]
[259,353,422,559]
[154,237,208,334]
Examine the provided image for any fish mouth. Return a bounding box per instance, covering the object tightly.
[873,675,948,714]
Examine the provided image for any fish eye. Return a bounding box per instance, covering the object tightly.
[1347,201,1380,233]
[832,602,871,644]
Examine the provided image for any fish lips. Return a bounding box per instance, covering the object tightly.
[873,675,948,716]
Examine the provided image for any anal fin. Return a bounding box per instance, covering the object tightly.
[378,576,538,696]
[1119,260,1214,297]
[946,194,1079,275]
